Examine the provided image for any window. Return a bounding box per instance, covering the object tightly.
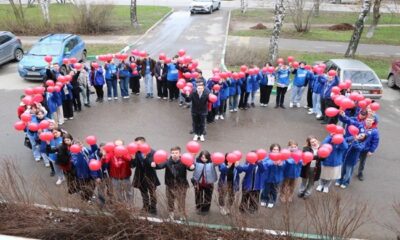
[343,70,380,84]
[0,35,12,45]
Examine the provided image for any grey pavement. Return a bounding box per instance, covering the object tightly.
[229,35,400,57]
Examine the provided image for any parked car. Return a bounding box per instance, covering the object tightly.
[18,34,86,81]
[324,59,383,99]
[0,31,23,65]
[190,0,221,14]
[387,60,400,88]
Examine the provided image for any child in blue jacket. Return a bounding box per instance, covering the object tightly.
[216,80,229,120]
[259,63,275,107]
[260,144,285,208]
[218,157,240,215]
[290,62,309,108]
[246,69,261,108]
[310,73,325,119]
[228,77,241,112]
[275,64,291,109]
[280,140,302,203]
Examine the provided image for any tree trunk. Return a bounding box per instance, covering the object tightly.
[240,0,247,13]
[313,0,320,17]
[344,0,371,58]
[268,0,285,63]
[38,0,50,24]
[130,0,138,27]
[8,0,24,23]
[366,0,381,38]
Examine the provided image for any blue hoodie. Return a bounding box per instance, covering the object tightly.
[71,146,98,180]
[228,78,241,96]
[276,68,291,86]
[312,74,325,94]
[293,68,309,87]
[89,67,105,86]
[167,63,179,81]
[104,63,117,80]
[343,137,366,166]
[261,159,285,183]
[46,92,58,115]
[321,76,339,99]
[321,135,349,167]
[218,163,240,192]
[283,158,302,179]
[246,74,260,93]
[237,161,266,191]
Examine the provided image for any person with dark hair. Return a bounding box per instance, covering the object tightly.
[275,62,290,109]
[290,61,308,108]
[117,60,131,99]
[130,56,141,95]
[152,146,194,220]
[89,62,105,102]
[154,58,168,99]
[104,59,118,100]
[138,53,156,98]
[280,140,302,203]
[259,62,275,107]
[166,57,179,101]
[320,74,339,124]
[131,137,160,214]
[192,150,217,214]
[49,127,65,185]
[70,69,82,112]
[218,155,240,215]
[61,76,74,120]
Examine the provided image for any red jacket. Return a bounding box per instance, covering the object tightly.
[17,105,26,119]
[103,152,132,179]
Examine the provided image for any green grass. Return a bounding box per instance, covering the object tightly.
[23,44,127,57]
[231,8,400,25]
[230,26,400,45]
[0,4,171,35]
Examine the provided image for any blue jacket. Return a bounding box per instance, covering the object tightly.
[312,75,325,94]
[276,68,290,86]
[104,63,117,80]
[218,163,240,192]
[321,76,339,99]
[228,78,241,96]
[167,63,179,81]
[26,115,39,139]
[61,83,73,101]
[117,63,130,79]
[246,74,260,93]
[89,68,105,86]
[220,82,229,100]
[192,162,218,184]
[49,136,63,162]
[363,127,380,153]
[261,159,285,183]
[293,68,309,87]
[343,137,366,166]
[71,146,98,180]
[338,114,366,138]
[321,136,349,167]
[46,92,58,115]
[88,144,107,179]
[260,73,276,86]
[237,162,265,191]
[283,158,302,179]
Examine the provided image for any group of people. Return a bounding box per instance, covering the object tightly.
[16,52,380,220]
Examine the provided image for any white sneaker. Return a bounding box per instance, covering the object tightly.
[340,184,347,189]
[200,135,205,142]
[260,201,267,207]
[289,102,294,108]
[225,208,230,215]
[68,117,74,120]
[35,158,41,162]
[335,182,340,186]
[215,115,220,120]
[308,110,314,115]
[168,212,174,220]
[114,97,118,100]
[316,114,322,119]
[304,105,309,109]
[234,108,238,112]
[316,185,323,192]
[229,109,234,112]
[193,135,199,141]
[323,187,329,193]
[56,178,65,185]
[220,207,227,216]
[265,104,268,107]
[108,97,112,101]
[45,163,50,167]
[296,103,301,108]
[267,203,274,208]
[220,115,224,120]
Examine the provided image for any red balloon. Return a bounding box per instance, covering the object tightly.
[232,150,242,160]
[64,75,72,83]
[38,120,50,130]
[44,55,53,63]
[178,49,186,57]
[104,142,115,153]
[70,144,82,154]
[164,57,171,64]
[231,72,239,79]
[370,102,380,111]
[238,72,245,79]
[267,67,275,74]
[127,142,139,154]
[183,72,192,79]
[20,113,31,123]
[338,82,347,90]
[319,63,326,70]
[86,135,97,145]
[219,72,228,79]
[62,58,69,64]
[114,145,128,157]
[335,125,345,134]
[364,98,372,106]
[326,124,337,133]
[340,98,355,110]
[269,152,281,162]
[304,65,312,71]
[280,149,291,160]
[212,74,221,82]
[39,132,54,141]
[208,94,217,103]
[89,159,102,171]
[46,80,55,87]
[246,152,258,164]
[349,92,360,101]
[226,153,239,163]
[54,86,61,93]
[57,75,66,83]
[191,72,199,79]
[332,134,344,145]
[331,86,341,95]
[33,86,45,95]
[262,67,268,73]
[159,53,166,60]
[153,150,168,164]
[181,153,194,167]
[91,62,99,69]
[240,65,248,73]
[22,96,33,105]
[328,70,337,77]
[277,58,284,64]
[138,143,151,155]
[183,86,192,94]
[211,152,225,165]
[348,125,359,136]
[69,57,78,64]
[33,94,44,103]
[131,49,139,56]
[287,56,294,63]
[28,122,39,132]
[292,61,299,69]
[291,150,303,163]
[186,141,201,154]
[24,88,34,96]
[186,81,193,89]
[212,84,221,92]
[321,144,333,153]
[176,80,185,90]
[14,121,26,131]
[256,149,267,160]
[334,95,345,107]
[74,63,83,70]
[344,79,352,89]
[302,152,314,164]
[183,56,192,64]
[318,147,331,158]
[325,107,339,117]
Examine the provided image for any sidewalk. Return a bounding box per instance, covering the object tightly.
[228,35,400,57]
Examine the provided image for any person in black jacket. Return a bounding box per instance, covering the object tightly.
[154,60,168,99]
[185,82,210,142]
[152,146,194,220]
[131,136,160,214]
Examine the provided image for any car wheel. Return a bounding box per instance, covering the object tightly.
[217,3,221,10]
[14,48,24,62]
[190,11,194,15]
[60,65,68,75]
[81,50,87,62]
[209,7,213,14]
[387,74,397,88]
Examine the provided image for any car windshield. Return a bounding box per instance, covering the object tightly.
[28,43,62,56]
[343,70,379,84]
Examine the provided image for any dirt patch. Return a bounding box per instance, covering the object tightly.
[250,23,267,30]
[328,23,355,31]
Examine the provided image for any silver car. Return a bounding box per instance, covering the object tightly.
[325,59,383,99]
[0,31,24,65]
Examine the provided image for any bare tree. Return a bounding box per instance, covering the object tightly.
[8,0,25,24]
[313,0,320,17]
[344,0,371,58]
[240,0,248,13]
[130,0,139,27]
[268,0,285,63]
[38,0,51,24]
[287,0,314,32]
[366,0,382,38]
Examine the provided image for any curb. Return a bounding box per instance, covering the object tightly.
[86,7,175,60]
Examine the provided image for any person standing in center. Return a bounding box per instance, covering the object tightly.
[185,82,210,142]
[139,53,156,98]
[154,58,168,99]
[275,63,290,109]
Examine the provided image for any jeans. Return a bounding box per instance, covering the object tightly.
[290,85,305,104]
[52,106,64,125]
[72,87,81,111]
[40,152,50,165]
[358,151,368,176]
[218,99,227,115]
[276,86,287,106]
[120,77,129,97]
[192,113,206,135]
[106,79,118,98]
[248,91,256,104]
[79,85,89,105]
[312,93,322,116]
[229,95,238,110]
[338,163,355,186]
[299,175,315,197]
[144,74,153,95]
[260,181,279,204]
[27,134,41,160]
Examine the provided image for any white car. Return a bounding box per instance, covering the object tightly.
[190,0,221,14]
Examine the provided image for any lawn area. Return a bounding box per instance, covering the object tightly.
[230,26,400,45]
[0,4,171,35]
[23,44,127,57]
